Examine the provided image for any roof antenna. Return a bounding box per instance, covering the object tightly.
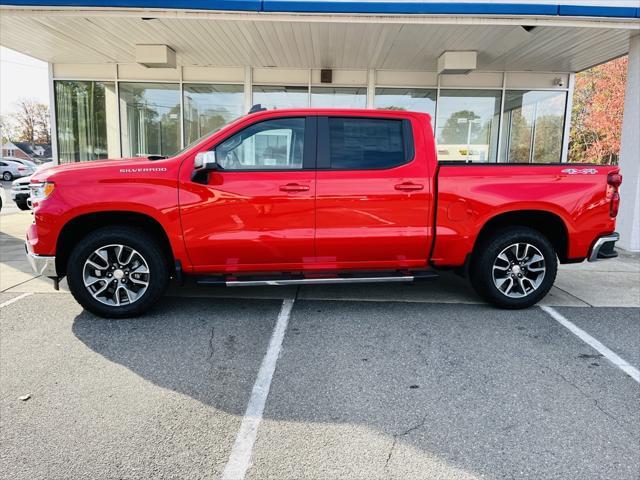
[248,104,267,114]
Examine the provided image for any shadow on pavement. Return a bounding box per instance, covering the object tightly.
[71,297,640,479]
[72,296,281,416]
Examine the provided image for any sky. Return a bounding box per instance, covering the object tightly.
[0,47,50,118]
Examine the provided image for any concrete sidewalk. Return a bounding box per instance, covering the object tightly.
[1,210,639,307]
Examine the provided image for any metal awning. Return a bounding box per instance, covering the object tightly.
[2,0,640,17]
[0,2,638,71]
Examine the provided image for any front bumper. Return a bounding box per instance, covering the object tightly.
[25,241,57,277]
[10,191,29,201]
[588,232,619,262]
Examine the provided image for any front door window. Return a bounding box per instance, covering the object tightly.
[215,117,305,170]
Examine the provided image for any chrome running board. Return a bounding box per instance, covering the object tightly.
[196,271,438,287]
[226,276,414,287]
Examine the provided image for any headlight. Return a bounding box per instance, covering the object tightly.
[30,182,55,202]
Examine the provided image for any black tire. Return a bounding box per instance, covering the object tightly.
[16,199,30,211]
[67,226,170,318]
[469,226,557,309]
[3,172,13,181]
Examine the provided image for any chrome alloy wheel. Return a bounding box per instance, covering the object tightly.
[491,243,546,298]
[82,244,150,306]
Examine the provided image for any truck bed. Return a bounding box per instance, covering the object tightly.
[431,163,620,266]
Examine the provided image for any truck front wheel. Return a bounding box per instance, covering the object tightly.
[470,227,557,309]
[66,226,170,318]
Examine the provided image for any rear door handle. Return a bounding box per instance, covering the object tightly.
[395,182,424,191]
[279,183,310,192]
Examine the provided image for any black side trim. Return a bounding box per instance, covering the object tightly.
[428,162,441,269]
[317,116,330,169]
[303,116,317,170]
[402,119,415,164]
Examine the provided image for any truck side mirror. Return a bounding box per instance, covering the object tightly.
[194,151,220,171]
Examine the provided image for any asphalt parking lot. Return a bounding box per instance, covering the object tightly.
[1,210,639,480]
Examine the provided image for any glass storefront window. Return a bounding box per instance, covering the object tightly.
[55,81,119,163]
[374,88,437,120]
[119,83,180,157]
[252,85,309,109]
[501,90,567,163]
[310,87,367,108]
[183,84,244,145]
[436,89,502,163]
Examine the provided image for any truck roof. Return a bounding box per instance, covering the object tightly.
[244,107,432,122]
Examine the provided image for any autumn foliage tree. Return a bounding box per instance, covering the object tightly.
[569,56,627,164]
[2,98,51,147]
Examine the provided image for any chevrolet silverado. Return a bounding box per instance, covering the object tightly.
[25,108,622,318]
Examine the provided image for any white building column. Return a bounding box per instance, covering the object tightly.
[618,34,640,252]
[48,63,59,164]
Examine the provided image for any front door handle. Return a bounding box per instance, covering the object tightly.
[395,182,424,191]
[279,183,310,192]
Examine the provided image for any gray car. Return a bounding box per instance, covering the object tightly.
[1,158,33,181]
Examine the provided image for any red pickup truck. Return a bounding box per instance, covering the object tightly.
[26,108,621,318]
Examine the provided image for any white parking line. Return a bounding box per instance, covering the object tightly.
[220,298,295,480]
[540,306,640,384]
[0,292,33,309]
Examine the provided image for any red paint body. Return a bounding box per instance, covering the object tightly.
[28,109,619,275]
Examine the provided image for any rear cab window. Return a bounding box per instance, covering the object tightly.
[318,116,414,170]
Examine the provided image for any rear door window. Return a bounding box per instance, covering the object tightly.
[324,117,410,170]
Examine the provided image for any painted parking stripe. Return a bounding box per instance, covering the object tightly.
[0,292,33,309]
[221,298,295,480]
[540,306,640,384]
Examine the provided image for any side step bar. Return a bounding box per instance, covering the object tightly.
[196,271,438,287]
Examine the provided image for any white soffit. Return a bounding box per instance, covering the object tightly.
[118,63,180,80]
[182,66,244,83]
[52,63,117,79]
[253,68,309,84]
[440,71,504,88]
[0,14,636,73]
[506,72,571,89]
[375,70,438,87]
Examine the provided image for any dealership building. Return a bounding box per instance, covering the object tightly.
[1,0,639,250]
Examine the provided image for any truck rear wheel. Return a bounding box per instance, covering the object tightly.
[66,226,169,318]
[470,226,557,309]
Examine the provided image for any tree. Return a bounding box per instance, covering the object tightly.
[10,98,51,146]
[0,115,19,143]
[439,110,481,144]
[569,56,627,164]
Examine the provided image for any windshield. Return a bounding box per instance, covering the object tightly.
[173,121,232,157]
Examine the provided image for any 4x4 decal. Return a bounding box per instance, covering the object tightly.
[561,168,599,175]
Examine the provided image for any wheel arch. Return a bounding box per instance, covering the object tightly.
[473,209,570,263]
[56,211,175,276]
